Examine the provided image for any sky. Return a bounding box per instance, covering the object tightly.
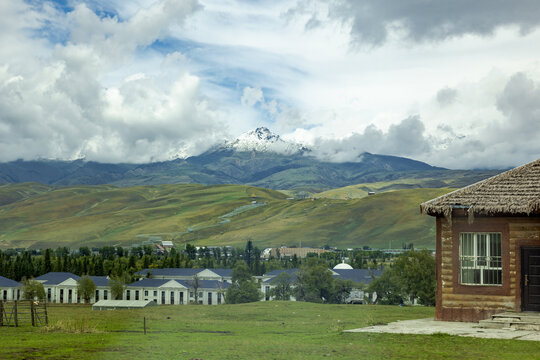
[1,0,540,169]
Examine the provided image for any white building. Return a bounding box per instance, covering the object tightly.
[35,272,109,304]
[138,268,233,283]
[0,275,21,301]
[126,278,229,305]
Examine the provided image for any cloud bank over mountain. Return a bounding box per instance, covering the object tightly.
[0,0,539,169]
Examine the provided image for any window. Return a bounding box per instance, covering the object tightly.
[126,290,131,300]
[104,290,108,300]
[153,291,157,297]
[95,290,99,302]
[135,290,139,301]
[460,232,502,285]
[144,290,148,297]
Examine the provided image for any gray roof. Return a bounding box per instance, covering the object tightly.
[263,269,299,284]
[138,268,233,278]
[138,268,201,277]
[210,269,233,277]
[35,272,80,285]
[92,300,157,309]
[332,269,383,285]
[127,278,230,290]
[0,275,20,288]
[88,276,109,287]
[128,278,177,288]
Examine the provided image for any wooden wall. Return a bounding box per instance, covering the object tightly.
[435,214,540,322]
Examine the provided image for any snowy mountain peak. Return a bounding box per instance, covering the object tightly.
[225,127,309,154]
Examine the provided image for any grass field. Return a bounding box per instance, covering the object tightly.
[0,183,450,249]
[1,302,538,359]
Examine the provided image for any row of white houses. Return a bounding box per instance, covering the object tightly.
[1,266,382,306]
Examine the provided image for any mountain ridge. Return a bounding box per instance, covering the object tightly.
[0,128,501,191]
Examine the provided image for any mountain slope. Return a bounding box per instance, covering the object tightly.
[0,183,449,249]
[0,128,501,191]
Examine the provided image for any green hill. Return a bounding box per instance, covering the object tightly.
[0,183,450,250]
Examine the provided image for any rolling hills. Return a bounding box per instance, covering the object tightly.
[0,182,450,250]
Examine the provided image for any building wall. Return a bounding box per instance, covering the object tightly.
[0,287,20,301]
[436,215,540,322]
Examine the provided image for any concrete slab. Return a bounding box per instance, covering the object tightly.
[345,318,540,341]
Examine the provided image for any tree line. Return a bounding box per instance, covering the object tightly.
[0,241,389,282]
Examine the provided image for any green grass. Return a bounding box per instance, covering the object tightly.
[0,302,538,359]
[0,183,451,249]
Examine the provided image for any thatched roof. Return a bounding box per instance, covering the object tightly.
[420,158,540,218]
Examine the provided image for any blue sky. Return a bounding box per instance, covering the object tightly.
[1,0,540,168]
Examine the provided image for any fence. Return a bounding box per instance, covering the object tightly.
[0,300,48,327]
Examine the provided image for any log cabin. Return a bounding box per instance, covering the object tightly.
[420,158,540,321]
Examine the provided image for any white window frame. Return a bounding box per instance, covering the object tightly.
[459,232,502,286]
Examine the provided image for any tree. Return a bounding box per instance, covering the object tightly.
[185,244,197,260]
[294,258,334,303]
[77,275,96,304]
[109,276,126,300]
[225,262,261,304]
[22,278,45,301]
[187,274,201,304]
[43,248,53,274]
[392,249,436,306]
[268,272,293,300]
[244,240,254,269]
[329,278,354,304]
[367,269,405,305]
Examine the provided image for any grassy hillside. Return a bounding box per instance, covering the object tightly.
[0,183,450,250]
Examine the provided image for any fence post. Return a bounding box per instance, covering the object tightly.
[14,301,18,327]
[0,301,3,326]
[44,301,48,326]
[30,300,35,327]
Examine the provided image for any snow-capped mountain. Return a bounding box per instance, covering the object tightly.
[225,127,309,154]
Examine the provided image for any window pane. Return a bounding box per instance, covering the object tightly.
[459,232,502,285]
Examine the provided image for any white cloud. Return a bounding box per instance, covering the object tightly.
[0,0,230,163]
[1,0,540,170]
[241,86,264,107]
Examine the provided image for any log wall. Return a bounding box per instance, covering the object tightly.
[435,215,540,322]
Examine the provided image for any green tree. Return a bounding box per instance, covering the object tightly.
[367,269,405,305]
[329,278,354,304]
[294,258,334,303]
[77,275,96,303]
[22,278,45,301]
[226,262,261,304]
[244,240,254,269]
[43,248,53,274]
[109,276,126,300]
[268,272,293,300]
[392,249,436,306]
